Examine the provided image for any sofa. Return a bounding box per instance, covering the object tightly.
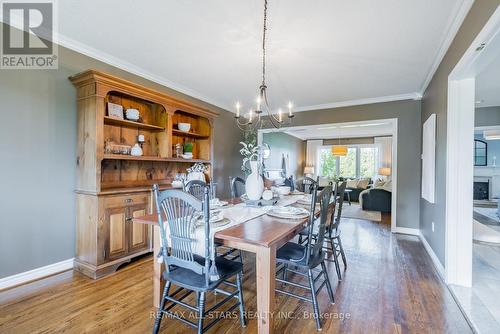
[361,188,392,212]
[342,178,371,202]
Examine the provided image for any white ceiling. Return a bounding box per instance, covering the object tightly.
[274,120,394,140]
[55,0,469,112]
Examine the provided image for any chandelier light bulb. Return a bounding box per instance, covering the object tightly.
[236,101,241,118]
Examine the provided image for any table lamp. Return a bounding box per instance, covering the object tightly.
[304,166,315,177]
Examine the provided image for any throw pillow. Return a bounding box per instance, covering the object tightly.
[357,178,370,189]
[346,179,358,188]
[318,176,330,187]
[382,180,392,191]
[374,179,386,188]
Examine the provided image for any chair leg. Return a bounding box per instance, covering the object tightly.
[153,281,171,334]
[307,269,322,331]
[238,249,243,264]
[236,272,247,327]
[197,292,206,334]
[321,261,335,305]
[282,263,288,280]
[337,237,347,269]
[331,239,342,281]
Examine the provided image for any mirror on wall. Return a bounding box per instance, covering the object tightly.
[474,139,487,166]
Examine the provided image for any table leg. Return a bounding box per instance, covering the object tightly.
[348,192,351,206]
[256,245,276,334]
[153,226,165,308]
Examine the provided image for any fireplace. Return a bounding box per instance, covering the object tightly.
[474,176,492,200]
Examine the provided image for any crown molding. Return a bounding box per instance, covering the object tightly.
[419,0,474,95]
[55,33,233,112]
[293,93,422,112]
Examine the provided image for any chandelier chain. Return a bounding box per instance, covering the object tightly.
[262,0,267,87]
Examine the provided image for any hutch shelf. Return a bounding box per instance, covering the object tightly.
[70,70,218,279]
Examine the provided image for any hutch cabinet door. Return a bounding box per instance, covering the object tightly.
[104,206,128,261]
[128,204,150,254]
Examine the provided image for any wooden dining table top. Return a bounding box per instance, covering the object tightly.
[133,197,320,248]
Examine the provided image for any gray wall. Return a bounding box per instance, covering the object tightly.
[420,0,500,266]
[263,100,422,229]
[475,106,500,127]
[262,132,305,177]
[0,26,242,278]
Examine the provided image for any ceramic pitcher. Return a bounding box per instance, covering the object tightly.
[245,160,264,200]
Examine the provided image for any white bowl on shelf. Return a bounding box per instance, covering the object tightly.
[171,180,184,188]
[125,108,140,121]
[178,123,191,132]
[182,153,193,159]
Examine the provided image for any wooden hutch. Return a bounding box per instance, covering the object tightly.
[70,70,218,278]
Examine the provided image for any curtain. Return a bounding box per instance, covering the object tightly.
[306,140,323,177]
[374,136,392,172]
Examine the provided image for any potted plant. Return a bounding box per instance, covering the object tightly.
[183,142,193,159]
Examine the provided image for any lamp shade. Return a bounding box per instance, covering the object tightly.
[304,166,315,175]
[332,145,348,156]
[378,167,391,176]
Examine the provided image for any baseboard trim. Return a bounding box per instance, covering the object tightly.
[392,227,420,236]
[0,258,74,291]
[419,234,446,280]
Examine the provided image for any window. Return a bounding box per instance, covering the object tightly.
[339,147,356,178]
[474,139,487,166]
[317,145,379,179]
[319,148,337,178]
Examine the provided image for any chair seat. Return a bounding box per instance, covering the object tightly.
[276,242,325,268]
[163,255,243,292]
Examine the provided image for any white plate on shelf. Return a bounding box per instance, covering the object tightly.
[267,206,309,219]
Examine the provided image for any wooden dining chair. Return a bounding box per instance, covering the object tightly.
[298,181,348,281]
[295,176,318,194]
[229,176,245,199]
[185,180,207,201]
[274,184,335,331]
[152,185,246,334]
[328,181,348,279]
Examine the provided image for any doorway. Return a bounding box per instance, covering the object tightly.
[257,118,398,232]
[446,6,500,332]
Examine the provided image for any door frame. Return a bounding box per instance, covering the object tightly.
[446,7,500,287]
[257,118,398,232]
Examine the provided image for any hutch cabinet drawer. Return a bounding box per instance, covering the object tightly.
[102,193,149,209]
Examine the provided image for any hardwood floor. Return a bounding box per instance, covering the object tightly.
[0,217,472,333]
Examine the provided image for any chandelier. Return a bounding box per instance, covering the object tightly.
[234,0,294,132]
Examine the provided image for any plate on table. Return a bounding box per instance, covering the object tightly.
[297,194,313,205]
[210,198,229,208]
[290,190,305,195]
[267,206,310,219]
[195,209,225,227]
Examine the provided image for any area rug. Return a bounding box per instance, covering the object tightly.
[474,220,500,245]
[341,203,381,222]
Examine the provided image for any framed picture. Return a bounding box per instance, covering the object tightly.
[107,102,124,120]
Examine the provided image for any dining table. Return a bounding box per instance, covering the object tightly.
[133,194,320,334]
